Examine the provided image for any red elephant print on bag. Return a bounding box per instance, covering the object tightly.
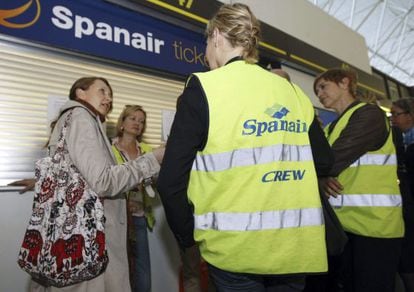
[95,231,106,259]
[51,235,85,273]
[21,230,43,266]
[17,111,108,287]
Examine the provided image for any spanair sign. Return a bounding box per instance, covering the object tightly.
[0,0,207,75]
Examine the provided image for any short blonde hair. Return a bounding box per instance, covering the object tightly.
[116,105,146,142]
[206,3,261,64]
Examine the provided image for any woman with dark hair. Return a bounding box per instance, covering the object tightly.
[111,105,155,292]
[314,68,404,292]
[29,77,164,292]
[391,97,414,292]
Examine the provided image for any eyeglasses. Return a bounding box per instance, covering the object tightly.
[390,111,408,117]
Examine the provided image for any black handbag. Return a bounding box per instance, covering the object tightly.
[320,188,348,256]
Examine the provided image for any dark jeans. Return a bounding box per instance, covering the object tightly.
[131,216,151,292]
[207,263,305,292]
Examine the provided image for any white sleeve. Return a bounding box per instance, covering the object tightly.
[65,108,160,197]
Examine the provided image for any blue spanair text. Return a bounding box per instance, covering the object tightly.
[242,119,308,137]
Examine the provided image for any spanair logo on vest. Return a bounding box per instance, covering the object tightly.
[242,103,307,137]
[0,0,41,29]
[241,104,307,183]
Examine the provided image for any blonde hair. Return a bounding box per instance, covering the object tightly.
[206,3,261,64]
[116,105,146,142]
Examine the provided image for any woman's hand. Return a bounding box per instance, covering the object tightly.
[8,178,36,194]
[319,177,343,198]
[152,145,165,164]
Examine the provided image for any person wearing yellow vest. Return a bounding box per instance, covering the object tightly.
[158,3,331,291]
[314,68,404,292]
[111,105,156,292]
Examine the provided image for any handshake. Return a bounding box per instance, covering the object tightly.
[9,145,166,196]
[140,144,165,198]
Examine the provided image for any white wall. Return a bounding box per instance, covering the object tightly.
[220,0,371,74]
[0,191,181,292]
[0,192,33,292]
[281,65,324,108]
[149,201,182,292]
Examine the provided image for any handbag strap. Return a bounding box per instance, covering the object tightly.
[54,109,74,156]
[53,106,114,164]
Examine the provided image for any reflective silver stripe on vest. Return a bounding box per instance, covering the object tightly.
[192,144,312,172]
[194,208,323,231]
[350,154,396,167]
[329,194,402,207]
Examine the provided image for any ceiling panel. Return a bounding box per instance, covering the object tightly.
[308,0,414,87]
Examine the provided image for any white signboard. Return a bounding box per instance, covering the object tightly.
[47,95,67,123]
[161,110,176,142]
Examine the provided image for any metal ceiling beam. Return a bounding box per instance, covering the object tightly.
[388,1,413,15]
[349,0,356,27]
[369,47,414,79]
[337,1,375,23]
[402,49,414,68]
[391,5,414,73]
[395,26,414,61]
[332,0,347,18]
[321,0,331,11]
[374,0,388,52]
[398,32,414,51]
[372,14,405,57]
[398,41,414,63]
[355,1,382,31]
[391,15,409,73]
[328,1,336,14]
[378,27,414,41]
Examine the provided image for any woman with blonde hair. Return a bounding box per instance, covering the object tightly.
[158,3,332,291]
[112,105,155,292]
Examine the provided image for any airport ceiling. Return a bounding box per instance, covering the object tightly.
[307,0,414,87]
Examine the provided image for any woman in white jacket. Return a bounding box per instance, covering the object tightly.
[30,77,164,292]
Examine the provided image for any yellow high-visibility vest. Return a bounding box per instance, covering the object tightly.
[188,60,327,274]
[112,142,155,229]
[325,102,404,238]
